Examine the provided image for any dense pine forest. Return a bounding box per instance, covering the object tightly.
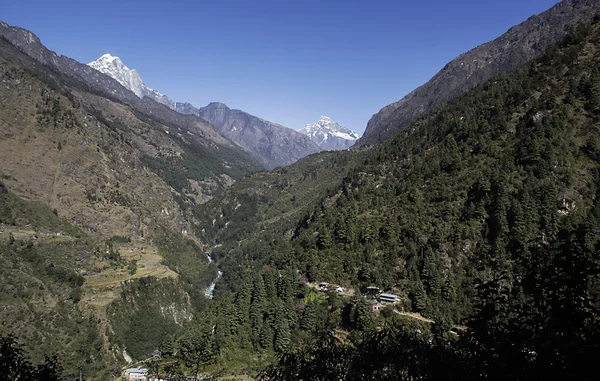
[175,17,600,379]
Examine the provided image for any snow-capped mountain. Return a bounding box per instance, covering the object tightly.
[300,116,360,151]
[88,54,175,109]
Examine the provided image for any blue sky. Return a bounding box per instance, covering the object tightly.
[1,0,559,134]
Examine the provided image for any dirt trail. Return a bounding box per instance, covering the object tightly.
[394,311,436,323]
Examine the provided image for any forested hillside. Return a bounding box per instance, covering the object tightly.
[168,18,600,379]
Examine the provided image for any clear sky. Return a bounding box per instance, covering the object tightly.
[0,0,560,134]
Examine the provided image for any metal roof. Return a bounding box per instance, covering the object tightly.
[128,368,148,373]
[379,293,400,299]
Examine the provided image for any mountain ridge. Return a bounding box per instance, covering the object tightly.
[0,20,252,157]
[3,1,600,378]
[197,102,322,169]
[88,53,177,109]
[357,0,600,146]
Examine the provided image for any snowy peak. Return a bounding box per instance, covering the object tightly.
[88,54,145,98]
[88,54,175,109]
[300,116,359,150]
[95,53,119,64]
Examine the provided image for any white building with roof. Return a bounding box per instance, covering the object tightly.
[377,293,401,303]
[126,368,148,380]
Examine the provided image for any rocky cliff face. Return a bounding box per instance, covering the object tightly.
[198,102,322,169]
[88,54,147,98]
[358,0,600,146]
[300,116,360,151]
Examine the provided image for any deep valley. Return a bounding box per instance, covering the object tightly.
[1,1,600,380]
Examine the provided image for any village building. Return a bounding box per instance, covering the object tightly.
[125,368,148,380]
[365,286,381,296]
[377,293,401,303]
[368,299,383,313]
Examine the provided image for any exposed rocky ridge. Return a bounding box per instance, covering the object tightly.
[300,115,360,151]
[88,54,146,98]
[358,0,600,146]
[197,102,322,169]
[0,21,252,156]
[175,101,200,115]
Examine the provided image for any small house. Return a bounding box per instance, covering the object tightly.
[368,299,383,313]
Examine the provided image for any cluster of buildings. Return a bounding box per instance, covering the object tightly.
[318,282,345,293]
[364,286,402,312]
[316,283,403,313]
[124,368,148,380]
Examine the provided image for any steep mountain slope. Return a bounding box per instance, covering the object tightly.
[0,188,113,377]
[89,53,176,108]
[358,0,600,146]
[4,3,600,379]
[0,21,257,166]
[194,17,600,379]
[0,22,261,378]
[198,102,322,169]
[300,116,360,150]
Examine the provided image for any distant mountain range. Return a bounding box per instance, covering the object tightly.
[87,54,328,168]
[2,0,600,377]
[299,116,359,151]
[357,0,600,146]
